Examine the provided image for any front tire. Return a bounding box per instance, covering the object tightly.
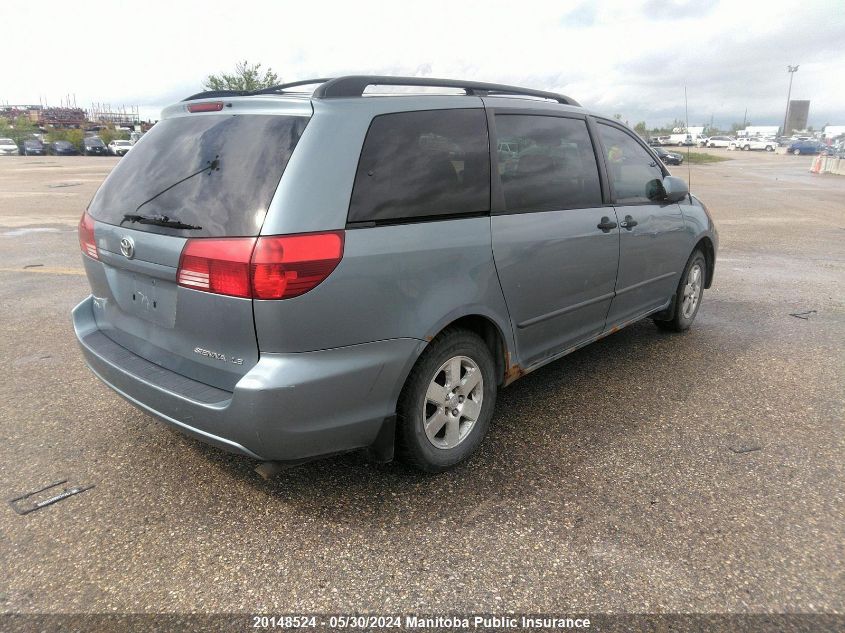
[397,328,496,472]
[654,250,706,332]
[793,149,801,155]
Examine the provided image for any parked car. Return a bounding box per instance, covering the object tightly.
[648,137,661,147]
[705,136,735,148]
[786,140,824,155]
[48,141,78,156]
[657,135,671,145]
[82,136,109,156]
[21,139,46,155]
[697,136,710,147]
[653,146,684,165]
[108,140,133,156]
[73,76,718,472]
[0,137,18,156]
[730,137,777,152]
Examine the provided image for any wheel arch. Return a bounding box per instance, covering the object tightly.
[695,236,716,289]
[376,312,515,463]
[416,308,517,388]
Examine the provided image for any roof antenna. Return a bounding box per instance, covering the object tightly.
[685,85,692,192]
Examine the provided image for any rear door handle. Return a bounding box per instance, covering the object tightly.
[620,215,638,230]
[597,217,618,232]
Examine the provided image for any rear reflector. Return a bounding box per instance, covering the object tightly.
[78,212,98,260]
[177,231,344,300]
[187,101,224,113]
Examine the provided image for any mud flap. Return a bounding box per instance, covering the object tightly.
[366,416,396,463]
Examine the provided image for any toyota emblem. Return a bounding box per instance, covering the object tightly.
[119,236,135,259]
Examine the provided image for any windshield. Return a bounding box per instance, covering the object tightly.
[55,141,72,148]
[88,114,308,237]
[113,140,131,146]
[86,137,104,146]
[0,138,14,144]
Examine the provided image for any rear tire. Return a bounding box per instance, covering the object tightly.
[397,328,496,472]
[654,249,706,332]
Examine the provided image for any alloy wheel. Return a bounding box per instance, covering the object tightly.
[682,263,703,319]
[422,355,484,449]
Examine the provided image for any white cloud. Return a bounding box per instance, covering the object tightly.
[1,0,842,127]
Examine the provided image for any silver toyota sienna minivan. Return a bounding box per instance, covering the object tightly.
[73,76,717,472]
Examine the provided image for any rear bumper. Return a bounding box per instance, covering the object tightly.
[73,296,424,462]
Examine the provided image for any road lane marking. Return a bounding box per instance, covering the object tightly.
[0,266,85,276]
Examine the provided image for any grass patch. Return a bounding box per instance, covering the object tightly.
[682,151,731,164]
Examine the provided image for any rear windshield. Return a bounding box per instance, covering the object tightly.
[88,114,308,237]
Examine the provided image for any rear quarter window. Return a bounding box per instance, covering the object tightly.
[348,109,490,224]
[88,114,308,237]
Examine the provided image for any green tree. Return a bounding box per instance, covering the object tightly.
[14,115,37,141]
[45,128,85,151]
[669,118,687,132]
[203,60,279,92]
[66,129,85,151]
[634,121,648,138]
[99,124,129,146]
[0,115,38,146]
[45,128,69,143]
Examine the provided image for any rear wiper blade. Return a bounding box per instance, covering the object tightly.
[120,214,202,230]
[133,155,220,215]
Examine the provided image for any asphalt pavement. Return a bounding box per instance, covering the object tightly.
[0,150,842,615]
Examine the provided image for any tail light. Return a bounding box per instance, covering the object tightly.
[78,212,99,260]
[251,232,344,299]
[177,238,254,298]
[177,231,344,300]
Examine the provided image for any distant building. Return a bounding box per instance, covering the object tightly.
[822,125,845,140]
[785,100,810,135]
[736,126,779,138]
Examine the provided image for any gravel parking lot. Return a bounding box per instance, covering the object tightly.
[0,150,843,615]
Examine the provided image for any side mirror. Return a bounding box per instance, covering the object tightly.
[662,175,689,203]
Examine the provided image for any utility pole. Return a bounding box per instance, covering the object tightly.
[782,65,799,136]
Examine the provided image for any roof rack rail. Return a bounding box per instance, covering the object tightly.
[250,78,334,95]
[312,75,580,106]
[183,79,334,102]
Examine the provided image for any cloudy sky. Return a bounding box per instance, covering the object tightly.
[1,0,843,128]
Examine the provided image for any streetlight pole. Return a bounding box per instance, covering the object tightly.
[782,65,799,136]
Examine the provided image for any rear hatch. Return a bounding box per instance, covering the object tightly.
[81,101,310,391]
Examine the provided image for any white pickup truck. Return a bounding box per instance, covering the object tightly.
[730,137,777,152]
